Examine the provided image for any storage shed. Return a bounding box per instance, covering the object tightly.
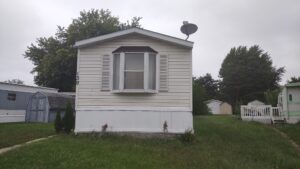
[205,99,232,115]
[247,100,265,107]
[26,92,75,123]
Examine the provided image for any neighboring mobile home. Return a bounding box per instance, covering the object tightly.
[205,99,232,115]
[74,28,194,134]
[278,82,300,123]
[26,92,75,123]
[0,82,58,123]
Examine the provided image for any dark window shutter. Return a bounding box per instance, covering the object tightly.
[101,54,111,91]
[159,55,168,92]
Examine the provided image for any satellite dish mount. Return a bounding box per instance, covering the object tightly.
[180,21,198,40]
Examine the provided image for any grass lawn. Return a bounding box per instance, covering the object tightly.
[275,123,300,145]
[0,116,300,169]
[0,123,54,148]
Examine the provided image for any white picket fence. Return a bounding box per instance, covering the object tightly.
[241,105,284,124]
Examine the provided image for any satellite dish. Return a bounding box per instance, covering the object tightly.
[180,21,198,40]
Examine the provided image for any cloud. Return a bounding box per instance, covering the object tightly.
[0,0,299,86]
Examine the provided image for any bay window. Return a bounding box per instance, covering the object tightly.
[112,46,157,93]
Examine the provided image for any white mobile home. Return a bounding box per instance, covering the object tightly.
[74,28,194,134]
[241,83,300,124]
[278,83,300,123]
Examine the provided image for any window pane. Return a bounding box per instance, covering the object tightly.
[113,54,120,90]
[149,54,156,89]
[125,53,144,70]
[124,72,144,89]
[7,93,16,101]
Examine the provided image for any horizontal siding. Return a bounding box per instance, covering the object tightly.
[77,34,192,108]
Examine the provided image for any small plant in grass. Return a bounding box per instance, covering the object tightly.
[163,121,168,133]
[63,102,74,134]
[54,111,63,133]
[102,124,108,132]
[180,129,196,143]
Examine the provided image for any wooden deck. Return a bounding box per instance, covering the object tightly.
[241,105,285,124]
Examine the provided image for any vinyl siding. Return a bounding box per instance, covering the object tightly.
[76,34,192,108]
[287,88,300,115]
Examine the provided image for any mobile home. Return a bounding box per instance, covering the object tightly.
[74,28,194,134]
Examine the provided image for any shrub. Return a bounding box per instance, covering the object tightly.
[63,102,75,134]
[102,124,108,132]
[193,83,210,115]
[54,111,63,133]
[180,129,196,143]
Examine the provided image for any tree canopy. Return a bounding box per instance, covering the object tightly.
[287,76,300,83]
[219,45,285,110]
[193,73,219,100]
[24,9,142,91]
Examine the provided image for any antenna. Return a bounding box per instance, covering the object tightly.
[180,21,198,40]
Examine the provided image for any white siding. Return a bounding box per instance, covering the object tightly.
[0,109,25,123]
[76,34,192,109]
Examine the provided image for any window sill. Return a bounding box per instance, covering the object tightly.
[112,89,157,94]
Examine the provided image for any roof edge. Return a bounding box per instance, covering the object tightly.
[74,28,194,48]
[0,82,58,91]
[286,82,300,87]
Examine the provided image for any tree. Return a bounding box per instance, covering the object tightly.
[194,73,219,99]
[193,78,210,115]
[24,9,142,91]
[3,79,24,85]
[219,45,285,112]
[264,89,280,107]
[54,111,63,133]
[63,102,74,134]
[288,76,300,83]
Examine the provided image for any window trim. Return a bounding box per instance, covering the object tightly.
[111,52,159,93]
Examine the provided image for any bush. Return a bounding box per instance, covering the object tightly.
[193,83,210,115]
[54,111,63,133]
[180,129,196,143]
[63,102,75,134]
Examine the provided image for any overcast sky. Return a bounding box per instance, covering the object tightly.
[0,0,299,86]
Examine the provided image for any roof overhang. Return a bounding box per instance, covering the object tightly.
[286,82,300,88]
[74,28,194,49]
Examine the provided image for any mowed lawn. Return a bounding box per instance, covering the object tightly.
[275,123,300,145]
[0,123,54,148]
[0,116,300,169]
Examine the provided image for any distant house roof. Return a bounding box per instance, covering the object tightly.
[286,82,300,88]
[205,99,223,104]
[247,100,265,106]
[74,28,194,48]
[0,82,58,93]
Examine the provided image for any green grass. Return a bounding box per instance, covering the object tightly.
[0,123,55,148]
[275,123,300,145]
[0,116,300,169]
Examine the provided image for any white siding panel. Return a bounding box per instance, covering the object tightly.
[77,34,192,108]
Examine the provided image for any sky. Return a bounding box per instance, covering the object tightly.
[0,0,299,86]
